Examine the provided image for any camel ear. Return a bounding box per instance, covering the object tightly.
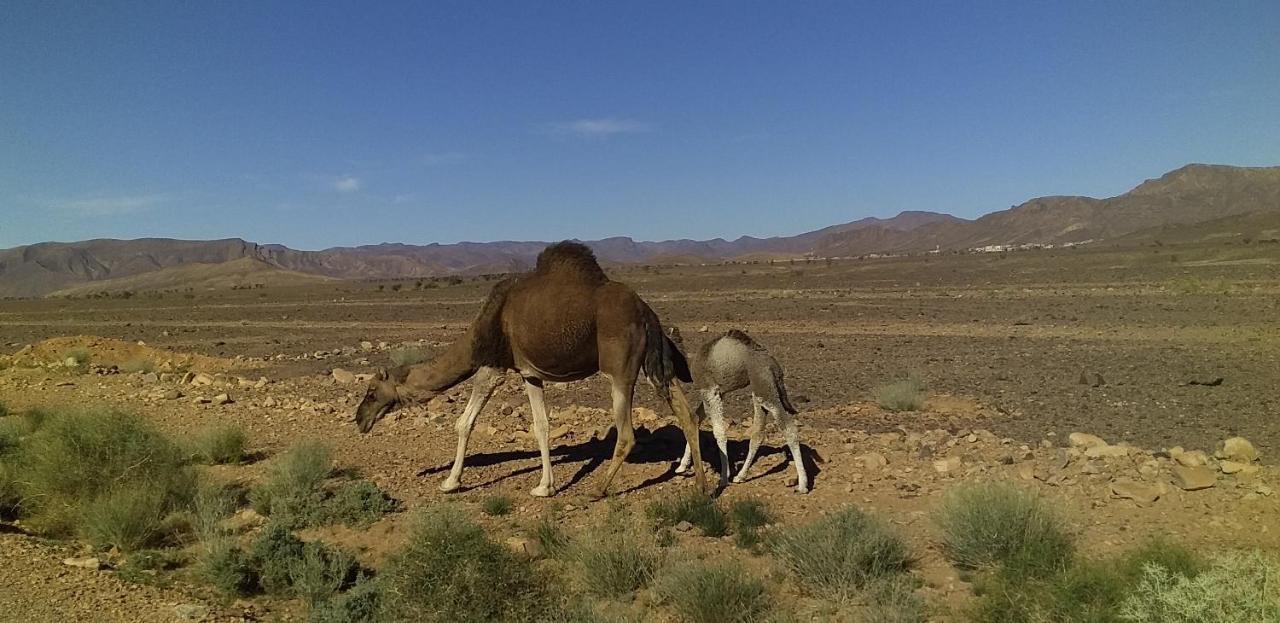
[375,367,388,381]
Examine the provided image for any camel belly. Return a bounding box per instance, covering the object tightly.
[505,311,600,381]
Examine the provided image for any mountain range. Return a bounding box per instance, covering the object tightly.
[2,163,1278,298]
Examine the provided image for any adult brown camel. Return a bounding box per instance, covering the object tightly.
[353,241,709,498]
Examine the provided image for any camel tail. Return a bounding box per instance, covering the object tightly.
[642,307,692,396]
[775,368,799,415]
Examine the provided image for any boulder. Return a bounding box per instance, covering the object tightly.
[1172,466,1217,491]
[1068,432,1107,449]
[1215,437,1259,463]
[331,368,356,384]
[1174,450,1210,467]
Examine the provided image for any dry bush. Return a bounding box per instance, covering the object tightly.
[1120,550,1279,623]
[874,375,927,412]
[936,482,1073,578]
[189,425,248,465]
[771,506,913,603]
[657,559,771,623]
[647,489,729,537]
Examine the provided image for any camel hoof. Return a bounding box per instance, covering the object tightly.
[439,478,462,493]
[795,485,811,494]
[530,484,556,498]
[732,475,747,484]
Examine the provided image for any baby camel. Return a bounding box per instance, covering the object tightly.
[672,328,809,493]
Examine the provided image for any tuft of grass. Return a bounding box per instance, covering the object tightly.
[874,375,927,412]
[289,541,359,607]
[250,522,307,595]
[729,498,771,550]
[325,480,397,527]
[570,517,661,598]
[532,515,570,559]
[190,425,248,465]
[249,441,334,527]
[1120,550,1278,623]
[647,489,729,537]
[119,357,156,374]
[658,559,771,623]
[2,409,196,549]
[192,482,241,543]
[61,347,92,369]
[201,538,258,596]
[117,548,185,587]
[481,494,513,517]
[862,575,926,623]
[771,506,913,603]
[389,347,428,367]
[307,574,382,623]
[380,507,551,622]
[936,482,1074,578]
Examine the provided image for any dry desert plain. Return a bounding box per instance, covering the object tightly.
[0,238,1278,621]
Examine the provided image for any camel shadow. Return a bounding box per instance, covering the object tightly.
[417,422,822,495]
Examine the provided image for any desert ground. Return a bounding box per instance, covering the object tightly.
[1,238,1278,621]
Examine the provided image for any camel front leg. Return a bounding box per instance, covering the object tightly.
[440,367,500,493]
[593,376,636,499]
[733,395,768,484]
[524,378,557,497]
[675,400,707,475]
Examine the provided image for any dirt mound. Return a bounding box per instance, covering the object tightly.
[1,335,237,372]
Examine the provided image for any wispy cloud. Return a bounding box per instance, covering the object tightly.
[543,118,653,139]
[332,175,362,192]
[47,193,171,217]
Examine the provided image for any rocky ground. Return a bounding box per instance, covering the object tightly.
[0,241,1277,621]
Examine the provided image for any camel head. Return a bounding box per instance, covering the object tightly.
[354,368,401,433]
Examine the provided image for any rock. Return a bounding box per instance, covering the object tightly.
[1220,461,1258,475]
[549,424,572,441]
[1216,437,1259,463]
[213,393,232,405]
[1085,445,1131,459]
[139,372,159,383]
[633,407,659,424]
[254,377,270,389]
[499,404,515,416]
[163,389,183,400]
[1175,450,1210,467]
[180,371,196,384]
[505,537,543,558]
[1172,466,1217,491]
[674,520,694,532]
[933,456,962,475]
[360,341,374,351]
[190,372,215,387]
[1068,432,1107,449]
[331,368,356,384]
[698,325,710,333]
[262,396,278,408]
[174,604,208,621]
[860,452,889,470]
[62,556,102,570]
[1081,460,1106,475]
[1111,480,1161,504]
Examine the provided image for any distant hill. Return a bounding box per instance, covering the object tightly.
[48,257,333,297]
[2,163,1278,297]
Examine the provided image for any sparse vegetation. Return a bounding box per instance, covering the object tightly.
[249,441,393,529]
[389,346,428,367]
[936,482,1073,578]
[1120,550,1278,623]
[0,408,196,550]
[647,489,729,537]
[729,498,771,549]
[61,347,91,372]
[189,425,248,465]
[325,480,398,527]
[532,514,570,559]
[481,494,513,516]
[657,559,771,623]
[379,507,551,622]
[307,574,382,623]
[201,538,258,596]
[289,541,360,607]
[874,374,927,412]
[571,515,660,598]
[771,506,913,603]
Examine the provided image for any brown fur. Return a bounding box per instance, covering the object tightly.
[533,241,608,283]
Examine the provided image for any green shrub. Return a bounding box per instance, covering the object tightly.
[307,574,382,623]
[658,559,771,623]
[380,507,550,622]
[120,357,155,374]
[862,575,926,623]
[250,522,307,595]
[874,375,927,412]
[936,482,1073,578]
[193,482,241,543]
[729,498,772,550]
[647,489,729,537]
[1120,550,1279,623]
[771,506,913,603]
[250,441,334,528]
[532,515,570,559]
[202,538,258,596]
[4,409,195,548]
[482,494,513,516]
[389,347,428,367]
[62,347,92,369]
[190,426,248,465]
[571,519,660,597]
[290,541,359,607]
[326,480,398,527]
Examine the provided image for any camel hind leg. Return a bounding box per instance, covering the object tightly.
[733,395,768,484]
[766,403,809,494]
[666,382,710,494]
[593,374,636,499]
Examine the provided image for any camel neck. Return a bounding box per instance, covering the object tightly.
[399,337,478,399]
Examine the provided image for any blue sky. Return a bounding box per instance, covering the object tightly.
[2,1,1278,250]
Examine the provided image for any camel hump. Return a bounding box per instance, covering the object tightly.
[535,241,607,282]
[724,329,767,352]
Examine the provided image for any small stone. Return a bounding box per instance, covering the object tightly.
[1219,461,1255,475]
[1175,451,1210,467]
[262,396,278,408]
[549,424,572,441]
[1085,445,1131,459]
[1111,480,1161,504]
[933,456,962,475]
[1216,437,1259,463]
[1017,463,1036,480]
[860,452,889,470]
[331,368,356,384]
[139,372,159,383]
[674,520,694,532]
[190,372,215,387]
[633,407,659,424]
[1081,460,1106,475]
[698,325,710,333]
[163,389,183,400]
[213,393,232,405]
[360,341,374,351]
[1068,432,1107,449]
[180,371,196,384]
[1172,466,1217,491]
[174,604,208,621]
[62,557,102,570]
[505,537,543,558]
[965,433,978,443]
